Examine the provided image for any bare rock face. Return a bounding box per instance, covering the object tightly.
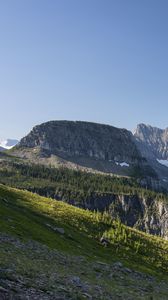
[18,121,140,162]
[108,194,168,239]
[68,192,168,239]
[15,120,156,177]
[134,124,168,189]
[134,123,168,160]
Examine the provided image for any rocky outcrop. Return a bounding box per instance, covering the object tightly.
[108,194,168,239]
[18,121,140,161]
[15,120,156,178]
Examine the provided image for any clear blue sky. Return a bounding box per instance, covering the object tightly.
[0,0,168,139]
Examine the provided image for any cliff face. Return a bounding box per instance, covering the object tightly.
[108,195,168,239]
[15,120,155,177]
[134,123,168,160]
[19,121,140,162]
[134,124,168,190]
[23,183,168,239]
[66,192,168,240]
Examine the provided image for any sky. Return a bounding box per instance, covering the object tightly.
[0,0,168,139]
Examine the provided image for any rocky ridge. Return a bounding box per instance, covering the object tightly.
[134,123,168,160]
[18,121,140,162]
[134,123,168,188]
[14,120,155,179]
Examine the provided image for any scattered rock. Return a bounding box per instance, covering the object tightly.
[55,227,65,234]
[0,286,8,293]
[71,276,81,286]
[113,262,123,268]
[46,223,65,234]
[0,233,168,299]
[96,261,108,266]
[82,292,92,299]
[100,236,110,247]
[123,267,132,273]
[2,198,8,203]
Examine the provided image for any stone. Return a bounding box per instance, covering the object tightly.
[46,223,65,234]
[113,262,123,268]
[100,236,110,247]
[123,267,132,273]
[82,292,92,299]
[55,227,65,234]
[0,286,8,293]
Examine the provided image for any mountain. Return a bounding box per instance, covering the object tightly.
[134,124,168,187]
[13,120,156,180]
[17,121,141,162]
[134,123,168,160]
[0,146,5,151]
[5,123,168,187]
[0,138,19,150]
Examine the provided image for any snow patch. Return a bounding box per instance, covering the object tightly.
[0,139,18,150]
[157,159,168,168]
[115,161,130,167]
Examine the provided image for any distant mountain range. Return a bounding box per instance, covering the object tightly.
[0,139,19,151]
[3,121,168,189]
[7,120,168,191]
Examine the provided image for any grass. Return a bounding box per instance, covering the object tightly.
[0,183,168,279]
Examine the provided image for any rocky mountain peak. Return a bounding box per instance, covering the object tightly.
[133,124,168,190]
[14,120,154,177]
[134,124,168,160]
[134,124,163,142]
[18,120,140,162]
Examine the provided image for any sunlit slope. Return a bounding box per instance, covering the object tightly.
[0,183,168,278]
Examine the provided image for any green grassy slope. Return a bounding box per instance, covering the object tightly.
[1,184,168,299]
[0,183,168,275]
